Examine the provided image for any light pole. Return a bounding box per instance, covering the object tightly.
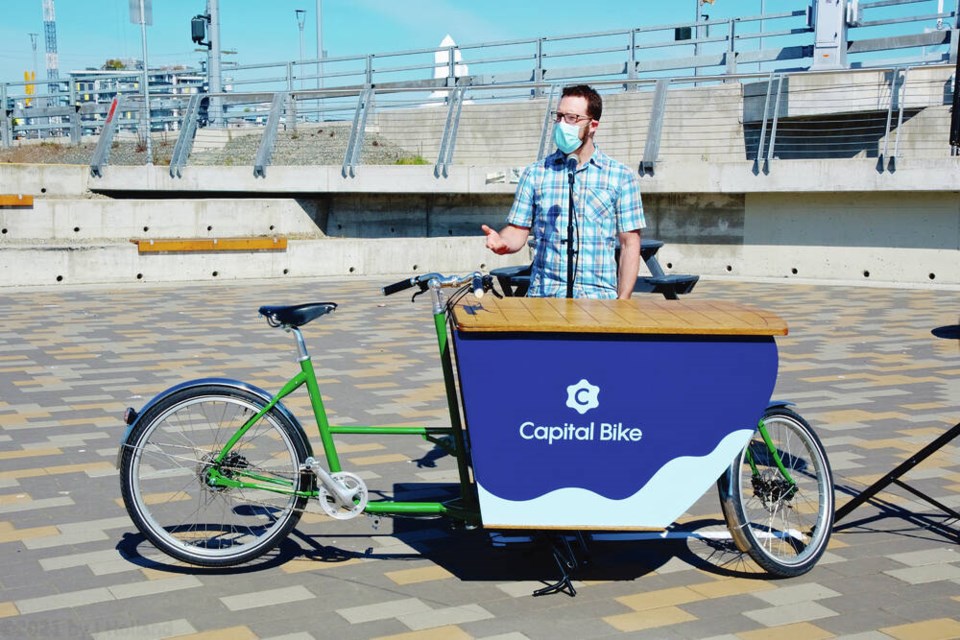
[295,9,306,91]
[759,0,766,71]
[28,33,38,134]
[138,0,153,165]
[694,0,702,77]
[316,0,323,90]
[28,33,38,80]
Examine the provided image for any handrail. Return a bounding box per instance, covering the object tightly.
[4,2,956,148]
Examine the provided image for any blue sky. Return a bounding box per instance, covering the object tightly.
[0,1,951,83]
[0,1,790,82]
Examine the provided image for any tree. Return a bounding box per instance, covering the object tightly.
[102,59,126,70]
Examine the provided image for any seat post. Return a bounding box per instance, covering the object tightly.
[289,327,310,361]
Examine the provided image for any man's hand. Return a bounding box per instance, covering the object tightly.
[482,224,530,255]
[482,224,510,255]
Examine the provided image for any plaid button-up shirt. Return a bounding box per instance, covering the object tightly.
[507,147,646,299]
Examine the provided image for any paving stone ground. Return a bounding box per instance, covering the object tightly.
[0,275,958,640]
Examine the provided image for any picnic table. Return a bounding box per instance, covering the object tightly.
[490,238,699,300]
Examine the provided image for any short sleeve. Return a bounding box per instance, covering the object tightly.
[616,168,646,233]
[506,165,537,228]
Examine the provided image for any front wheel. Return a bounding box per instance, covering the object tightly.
[119,385,310,566]
[718,407,834,577]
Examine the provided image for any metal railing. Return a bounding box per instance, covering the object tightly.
[76,63,957,179]
[3,0,956,146]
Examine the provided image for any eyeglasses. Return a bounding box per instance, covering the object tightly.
[552,111,592,125]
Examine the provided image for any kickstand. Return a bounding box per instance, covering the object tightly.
[533,532,590,597]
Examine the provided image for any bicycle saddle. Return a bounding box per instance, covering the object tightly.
[259,302,338,328]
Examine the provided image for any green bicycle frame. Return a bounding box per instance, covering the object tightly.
[205,299,480,524]
[745,419,798,487]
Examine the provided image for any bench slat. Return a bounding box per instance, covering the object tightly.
[132,237,288,253]
[0,194,34,207]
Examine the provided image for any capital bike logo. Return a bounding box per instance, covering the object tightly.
[566,378,600,415]
[517,377,642,445]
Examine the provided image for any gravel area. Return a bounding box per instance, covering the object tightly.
[0,124,424,168]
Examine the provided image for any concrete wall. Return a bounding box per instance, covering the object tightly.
[1,70,957,289]
[663,191,960,285]
[0,238,525,287]
[1,179,956,287]
[0,198,325,241]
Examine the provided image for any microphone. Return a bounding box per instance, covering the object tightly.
[566,154,579,175]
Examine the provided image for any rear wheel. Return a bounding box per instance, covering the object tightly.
[119,385,310,566]
[719,407,834,577]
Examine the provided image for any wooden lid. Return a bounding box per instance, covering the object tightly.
[452,296,788,336]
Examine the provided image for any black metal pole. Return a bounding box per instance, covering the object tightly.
[951,47,960,153]
[566,170,575,298]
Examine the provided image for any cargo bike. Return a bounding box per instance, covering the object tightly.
[118,272,834,594]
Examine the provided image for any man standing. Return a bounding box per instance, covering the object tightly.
[482,84,645,299]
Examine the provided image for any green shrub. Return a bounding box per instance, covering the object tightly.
[394,155,429,165]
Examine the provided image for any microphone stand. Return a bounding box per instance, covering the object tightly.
[565,157,577,298]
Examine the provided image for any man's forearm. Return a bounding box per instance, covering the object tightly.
[498,224,531,254]
[617,231,641,299]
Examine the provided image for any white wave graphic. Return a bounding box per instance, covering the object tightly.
[477,429,754,529]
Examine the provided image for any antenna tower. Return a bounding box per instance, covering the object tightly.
[42,0,59,84]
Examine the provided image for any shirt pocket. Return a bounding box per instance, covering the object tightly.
[582,187,616,228]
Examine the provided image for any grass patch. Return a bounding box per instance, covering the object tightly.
[394,155,429,165]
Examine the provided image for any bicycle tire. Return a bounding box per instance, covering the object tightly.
[718,407,834,577]
[119,384,310,566]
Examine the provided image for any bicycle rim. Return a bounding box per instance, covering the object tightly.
[730,409,834,576]
[123,391,306,565]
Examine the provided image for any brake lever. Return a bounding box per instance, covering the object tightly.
[482,276,503,299]
[411,282,431,302]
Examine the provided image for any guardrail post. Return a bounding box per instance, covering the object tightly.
[628,30,638,89]
[765,72,785,172]
[90,94,125,178]
[640,79,670,175]
[537,84,560,161]
[435,87,465,178]
[343,88,375,178]
[69,81,80,144]
[0,83,10,149]
[168,93,203,178]
[534,38,545,98]
[891,67,909,169]
[365,55,374,87]
[254,92,287,178]
[754,71,777,174]
[447,45,456,85]
[726,20,738,77]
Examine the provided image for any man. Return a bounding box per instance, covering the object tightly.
[482,84,645,299]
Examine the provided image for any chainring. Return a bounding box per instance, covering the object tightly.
[315,471,368,520]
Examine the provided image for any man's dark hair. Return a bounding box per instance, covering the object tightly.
[561,84,602,121]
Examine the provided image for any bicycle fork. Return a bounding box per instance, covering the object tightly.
[720,417,798,553]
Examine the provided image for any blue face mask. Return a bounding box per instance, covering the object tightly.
[554,121,583,154]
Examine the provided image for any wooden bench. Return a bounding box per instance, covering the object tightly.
[0,194,34,208]
[131,236,288,254]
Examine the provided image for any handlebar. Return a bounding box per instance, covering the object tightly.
[381,271,494,300]
[381,276,419,297]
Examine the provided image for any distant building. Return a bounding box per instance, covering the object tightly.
[71,66,205,132]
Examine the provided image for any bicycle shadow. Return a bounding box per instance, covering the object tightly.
[287,482,773,587]
[115,530,309,575]
[114,478,772,585]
